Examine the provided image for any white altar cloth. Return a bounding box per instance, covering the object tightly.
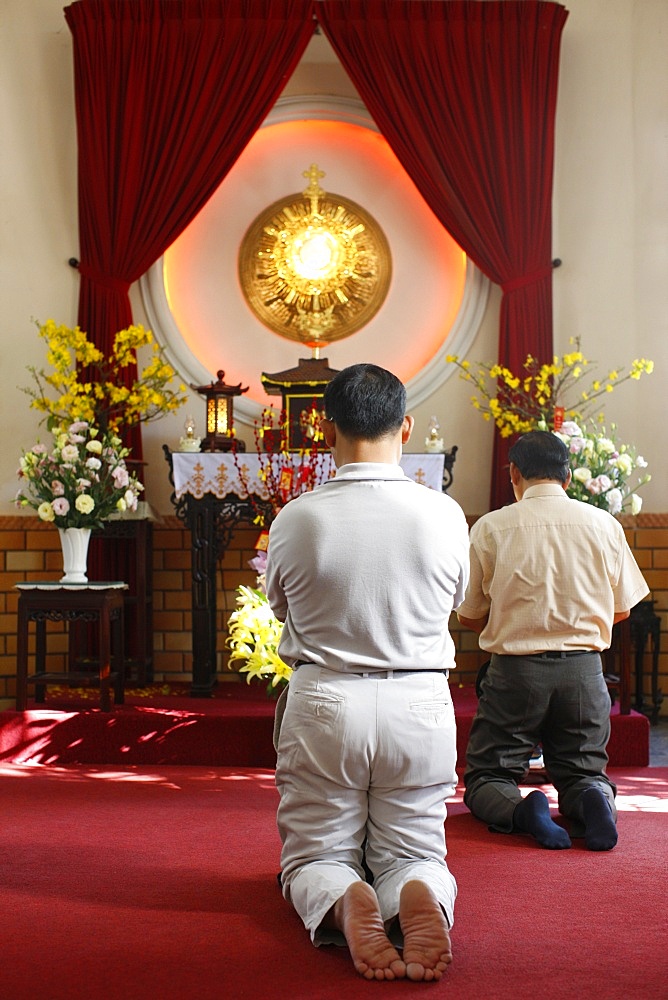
[172,452,445,500]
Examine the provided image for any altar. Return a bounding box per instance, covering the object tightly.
[164,449,453,696]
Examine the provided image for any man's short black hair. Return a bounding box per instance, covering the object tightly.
[324,363,406,440]
[508,430,570,483]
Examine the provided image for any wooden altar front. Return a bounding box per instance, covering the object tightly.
[164,449,453,696]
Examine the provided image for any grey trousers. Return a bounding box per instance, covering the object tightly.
[464,652,617,837]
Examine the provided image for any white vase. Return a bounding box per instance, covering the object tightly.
[58,527,92,584]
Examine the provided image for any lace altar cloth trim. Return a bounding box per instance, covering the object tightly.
[15,582,128,591]
[171,453,445,500]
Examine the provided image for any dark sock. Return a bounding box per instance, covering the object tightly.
[513,790,572,849]
[581,787,618,851]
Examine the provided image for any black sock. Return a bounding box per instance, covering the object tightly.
[581,787,618,851]
[513,790,572,849]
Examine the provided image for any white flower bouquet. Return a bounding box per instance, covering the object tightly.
[16,420,144,531]
[554,420,650,516]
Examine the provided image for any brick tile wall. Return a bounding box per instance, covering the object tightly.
[1,513,666,716]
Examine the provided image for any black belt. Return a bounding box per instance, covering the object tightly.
[293,661,447,678]
[352,669,448,678]
[535,650,596,659]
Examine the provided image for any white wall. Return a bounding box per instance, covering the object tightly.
[1,0,665,517]
[552,0,667,517]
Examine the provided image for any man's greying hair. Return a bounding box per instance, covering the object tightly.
[508,430,570,483]
[324,363,406,440]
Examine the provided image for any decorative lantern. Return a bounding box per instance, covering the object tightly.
[190,370,248,452]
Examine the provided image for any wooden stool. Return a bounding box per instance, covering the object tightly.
[15,582,127,712]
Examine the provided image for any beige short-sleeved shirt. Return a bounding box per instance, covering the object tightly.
[457,483,649,655]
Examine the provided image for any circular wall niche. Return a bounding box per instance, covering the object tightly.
[141,97,489,427]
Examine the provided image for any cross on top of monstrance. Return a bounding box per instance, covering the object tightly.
[302,162,326,216]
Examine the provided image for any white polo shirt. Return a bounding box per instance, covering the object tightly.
[266,462,470,673]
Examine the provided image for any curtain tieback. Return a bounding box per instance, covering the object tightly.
[501,266,553,294]
[78,263,131,294]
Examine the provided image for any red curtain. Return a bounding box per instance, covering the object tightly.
[64,0,316,458]
[317,0,568,508]
[65,0,568,509]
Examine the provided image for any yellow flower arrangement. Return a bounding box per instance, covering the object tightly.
[23,319,188,433]
[446,339,654,516]
[226,585,292,691]
[446,340,653,439]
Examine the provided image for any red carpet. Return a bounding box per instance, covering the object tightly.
[0,681,650,768]
[0,762,665,1000]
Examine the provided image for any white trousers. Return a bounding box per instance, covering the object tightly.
[275,664,458,945]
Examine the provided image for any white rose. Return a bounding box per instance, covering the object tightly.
[605,488,623,516]
[573,467,592,484]
[630,494,643,515]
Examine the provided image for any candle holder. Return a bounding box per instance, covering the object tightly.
[178,414,201,452]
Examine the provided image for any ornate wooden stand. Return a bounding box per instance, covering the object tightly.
[164,447,273,696]
[604,600,663,720]
[15,583,127,712]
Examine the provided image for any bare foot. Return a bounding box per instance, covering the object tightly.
[333,882,407,981]
[399,880,453,982]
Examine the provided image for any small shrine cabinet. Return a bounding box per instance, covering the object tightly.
[261,356,340,451]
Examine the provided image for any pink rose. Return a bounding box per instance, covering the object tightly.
[52,497,71,516]
[112,466,130,489]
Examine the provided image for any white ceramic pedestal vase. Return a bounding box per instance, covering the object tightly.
[58,527,92,584]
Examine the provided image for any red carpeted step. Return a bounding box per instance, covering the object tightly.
[0,683,650,768]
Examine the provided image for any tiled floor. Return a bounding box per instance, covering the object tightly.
[648,720,668,766]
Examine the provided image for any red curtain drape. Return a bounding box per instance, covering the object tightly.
[64,0,316,458]
[317,0,568,508]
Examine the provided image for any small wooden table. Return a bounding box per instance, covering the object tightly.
[15,582,127,712]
